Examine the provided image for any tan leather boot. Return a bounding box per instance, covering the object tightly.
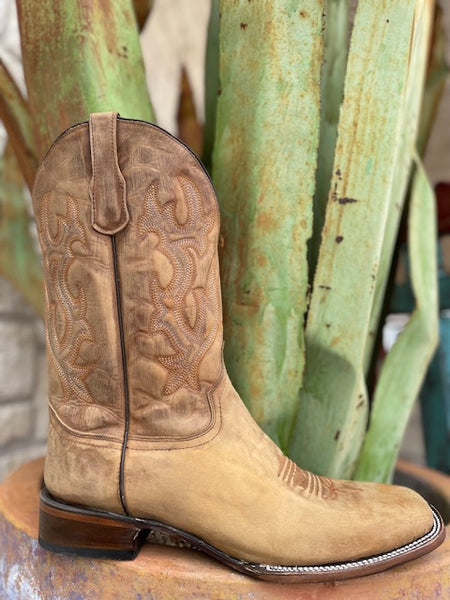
[34,112,444,582]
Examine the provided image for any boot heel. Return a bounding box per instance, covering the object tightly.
[39,487,149,560]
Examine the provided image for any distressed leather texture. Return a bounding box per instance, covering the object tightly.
[34,115,221,443]
[33,113,434,566]
[89,112,129,234]
[34,122,125,443]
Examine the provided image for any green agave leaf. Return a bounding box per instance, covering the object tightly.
[213,0,324,452]
[0,60,37,190]
[309,0,348,277]
[355,159,438,482]
[17,0,154,158]
[363,0,440,375]
[0,147,44,317]
[290,0,433,478]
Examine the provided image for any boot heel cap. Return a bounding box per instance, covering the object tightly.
[38,536,142,560]
[39,487,148,561]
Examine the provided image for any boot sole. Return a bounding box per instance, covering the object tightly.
[39,486,445,583]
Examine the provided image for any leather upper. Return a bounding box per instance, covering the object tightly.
[33,115,223,443]
[34,114,437,567]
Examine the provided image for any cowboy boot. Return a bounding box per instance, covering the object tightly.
[34,112,444,582]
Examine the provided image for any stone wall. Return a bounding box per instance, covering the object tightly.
[0,278,47,482]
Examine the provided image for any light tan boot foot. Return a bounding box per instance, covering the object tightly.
[39,485,444,582]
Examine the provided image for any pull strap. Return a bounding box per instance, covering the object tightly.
[89,112,129,234]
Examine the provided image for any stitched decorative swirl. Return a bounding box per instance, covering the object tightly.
[39,192,95,404]
[138,175,219,395]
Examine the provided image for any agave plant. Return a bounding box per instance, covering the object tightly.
[0,0,445,483]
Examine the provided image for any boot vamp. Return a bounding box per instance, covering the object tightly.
[124,375,433,566]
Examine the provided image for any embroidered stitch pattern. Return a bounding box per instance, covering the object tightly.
[278,456,338,499]
[39,192,95,404]
[138,175,219,395]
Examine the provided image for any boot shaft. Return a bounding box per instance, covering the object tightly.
[33,113,223,443]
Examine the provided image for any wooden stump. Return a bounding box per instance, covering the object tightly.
[0,458,449,599]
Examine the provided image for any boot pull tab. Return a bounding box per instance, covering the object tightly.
[89,112,129,235]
